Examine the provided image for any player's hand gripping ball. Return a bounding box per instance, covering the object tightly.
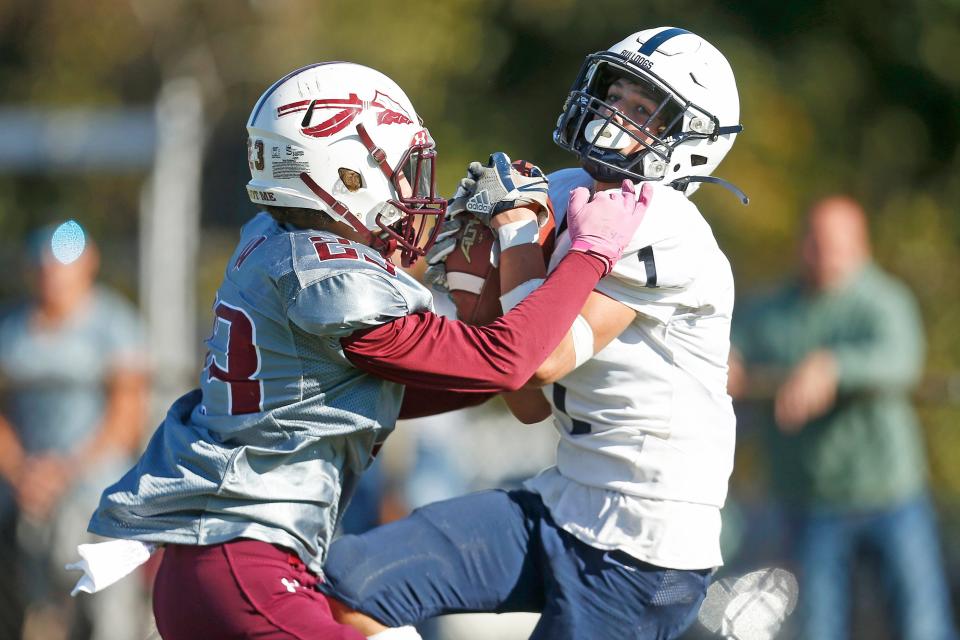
[446,152,550,226]
[426,156,555,325]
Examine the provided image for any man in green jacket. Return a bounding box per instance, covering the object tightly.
[730,196,957,640]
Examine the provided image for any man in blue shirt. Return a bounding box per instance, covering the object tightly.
[0,223,148,640]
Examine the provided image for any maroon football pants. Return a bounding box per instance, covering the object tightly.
[153,539,365,639]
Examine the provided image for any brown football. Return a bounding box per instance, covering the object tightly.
[446,217,501,326]
[445,206,557,326]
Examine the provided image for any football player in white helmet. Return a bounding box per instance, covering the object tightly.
[322,27,743,640]
[76,61,648,639]
[555,26,746,202]
[245,62,447,267]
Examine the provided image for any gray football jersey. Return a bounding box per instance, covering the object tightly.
[89,212,432,573]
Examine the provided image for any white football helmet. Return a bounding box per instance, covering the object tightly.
[554,27,746,201]
[246,62,446,266]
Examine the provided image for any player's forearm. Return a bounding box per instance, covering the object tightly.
[530,289,637,386]
[341,252,606,392]
[495,220,576,385]
[502,388,552,424]
[494,210,546,298]
[527,335,577,386]
[499,244,547,295]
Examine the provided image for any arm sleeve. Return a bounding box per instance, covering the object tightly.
[399,387,494,419]
[341,252,605,392]
[832,285,925,393]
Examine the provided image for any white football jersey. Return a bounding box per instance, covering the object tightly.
[524,168,736,570]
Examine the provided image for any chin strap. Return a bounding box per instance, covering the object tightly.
[581,155,631,184]
[298,171,396,256]
[356,122,394,180]
[712,124,743,139]
[670,175,749,205]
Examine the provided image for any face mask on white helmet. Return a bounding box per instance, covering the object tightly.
[554,27,748,204]
[245,62,447,266]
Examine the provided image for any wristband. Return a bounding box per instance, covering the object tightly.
[570,314,594,368]
[492,219,540,267]
[500,278,544,312]
[368,627,425,640]
[497,218,539,248]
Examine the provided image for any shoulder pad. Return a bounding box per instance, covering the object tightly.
[288,271,410,337]
[595,185,713,321]
[286,231,432,337]
[290,231,400,282]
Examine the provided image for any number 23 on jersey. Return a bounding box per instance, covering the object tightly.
[204,300,263,415]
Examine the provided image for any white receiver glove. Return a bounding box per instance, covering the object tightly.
[447,153,549,226]
[423,213,467,292]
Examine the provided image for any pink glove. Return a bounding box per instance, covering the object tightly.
[567,180,651,275]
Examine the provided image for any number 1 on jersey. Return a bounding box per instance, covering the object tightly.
[206,302,263,415]
[553,383,591,435]
[637,245,657,288]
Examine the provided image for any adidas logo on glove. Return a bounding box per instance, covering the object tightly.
[466,190,493,215]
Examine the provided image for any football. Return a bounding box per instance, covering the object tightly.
[446,217,501,325]
[445,207,556,326]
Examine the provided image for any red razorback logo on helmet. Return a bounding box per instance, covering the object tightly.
[276,91,413,138]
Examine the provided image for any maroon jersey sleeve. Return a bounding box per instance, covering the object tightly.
[398,386,493,419]
[340,251,604,392]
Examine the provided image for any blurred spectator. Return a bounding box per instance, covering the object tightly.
[0,223,148,640]
[729,197,958,640]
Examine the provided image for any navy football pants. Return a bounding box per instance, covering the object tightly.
[322,489,710,640]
